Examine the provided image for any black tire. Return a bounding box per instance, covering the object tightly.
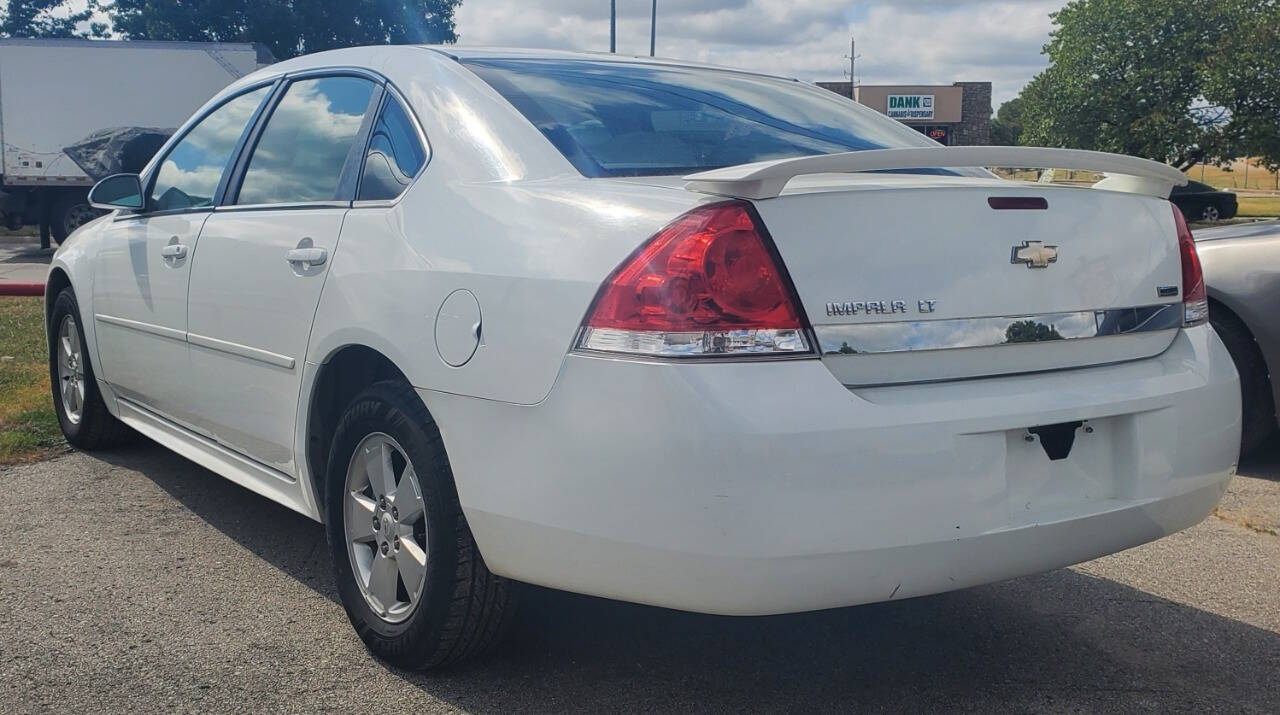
[50,193,104,245]
[1211,307,1277,456]
[47,288,134,450]
[325,380,515,669]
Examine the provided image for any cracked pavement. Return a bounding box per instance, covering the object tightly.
[1,441,1277,713]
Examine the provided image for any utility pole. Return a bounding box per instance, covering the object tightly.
[650,0,657,56]
[849,37,855,85]
[610,0,617,53]
[843,36,860,99]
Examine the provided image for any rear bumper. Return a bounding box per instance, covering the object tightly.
[421,325,1240,615]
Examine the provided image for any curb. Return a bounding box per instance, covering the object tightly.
[0,282,45,297]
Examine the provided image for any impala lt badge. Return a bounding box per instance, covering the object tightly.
[1011,241,1059,269]
[826,299,937,316]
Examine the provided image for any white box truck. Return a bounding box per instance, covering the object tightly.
[0,38,273,244]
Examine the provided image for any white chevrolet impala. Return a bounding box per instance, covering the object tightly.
[48,47,1241,668]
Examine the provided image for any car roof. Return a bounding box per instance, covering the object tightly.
[225,44,804,98]
[423,45,800,81]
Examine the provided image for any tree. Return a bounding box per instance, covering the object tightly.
[991,96,1024,146]
[104,0,461,60]
[1005,320,1063,344]
[0,0,96,38]
[1018,0,1279,171]
[1019,0,1227,170]
[1203,0,1280,171]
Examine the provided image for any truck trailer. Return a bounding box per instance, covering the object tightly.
[0,38,273,245]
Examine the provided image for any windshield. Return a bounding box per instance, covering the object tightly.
[463,58,948,178]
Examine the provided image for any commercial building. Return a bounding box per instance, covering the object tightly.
[817,81,992,146]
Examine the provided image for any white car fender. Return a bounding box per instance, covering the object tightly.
[47,215,120,415]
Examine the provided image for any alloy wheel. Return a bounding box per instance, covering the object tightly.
[56,314,85,425]
[1201,205,1220,222]
[344,433,429,623]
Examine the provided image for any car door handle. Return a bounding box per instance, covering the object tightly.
[160,243,187,259]
[285,247,327,267]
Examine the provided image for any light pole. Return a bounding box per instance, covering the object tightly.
[650,0,657,56]
[610,0,617,53]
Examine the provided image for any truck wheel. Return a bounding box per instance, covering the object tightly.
[325,380,516,669]
[51,194,104,244]
[48,287,135,449]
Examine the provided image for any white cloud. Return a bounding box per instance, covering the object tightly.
[454,0,1059,109]
[152,86,272,207]
[237,78,370,204]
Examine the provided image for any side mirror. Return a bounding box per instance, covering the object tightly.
[88,173,144,210]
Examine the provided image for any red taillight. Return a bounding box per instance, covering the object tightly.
[1173,205,1208,326]
[578,202,811,357]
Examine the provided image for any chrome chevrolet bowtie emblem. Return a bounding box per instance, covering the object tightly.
[1011,241,1059,269]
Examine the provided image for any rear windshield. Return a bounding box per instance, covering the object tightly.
[463,58,948,178]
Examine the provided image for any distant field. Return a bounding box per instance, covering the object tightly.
[993,168,1101,183]
[995,159,1280,193]
[1189,160,1279,191]
[1238,196,1280,218]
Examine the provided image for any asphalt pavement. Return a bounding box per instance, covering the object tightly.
[1,442,1277,714]
[0,235,51,291]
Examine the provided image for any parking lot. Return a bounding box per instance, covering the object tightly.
[0,443,1276,713]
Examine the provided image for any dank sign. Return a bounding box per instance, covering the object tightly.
[886,94,935,120]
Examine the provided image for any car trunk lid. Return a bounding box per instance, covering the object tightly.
[748,178,1184,385]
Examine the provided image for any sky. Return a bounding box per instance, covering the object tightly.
[453,1,1065,111]
[40,0,1063,111]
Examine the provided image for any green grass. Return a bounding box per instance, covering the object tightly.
[1237,196,1280,218]
[0,297,63,463]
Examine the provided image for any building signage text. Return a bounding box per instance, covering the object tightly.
[887,94,935,120]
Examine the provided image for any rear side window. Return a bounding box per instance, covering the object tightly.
[464,58,943,178]
[150,85,270,211]
[236,76,377,205]
[358,96,427,201]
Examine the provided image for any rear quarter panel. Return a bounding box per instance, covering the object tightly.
[305,50,709,404]
[307,177,703,405]
[1197,232,1280,417]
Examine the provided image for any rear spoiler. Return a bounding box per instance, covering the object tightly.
[683,146,1189,200]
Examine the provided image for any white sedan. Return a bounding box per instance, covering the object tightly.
[49,46,1240,669]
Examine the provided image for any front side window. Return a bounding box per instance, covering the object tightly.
[357,96,427,201]
[464,59,951,178]
[236,76,377,205]
[149,85,271,211]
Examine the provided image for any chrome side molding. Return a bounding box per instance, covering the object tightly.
[816,303,1182,356]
